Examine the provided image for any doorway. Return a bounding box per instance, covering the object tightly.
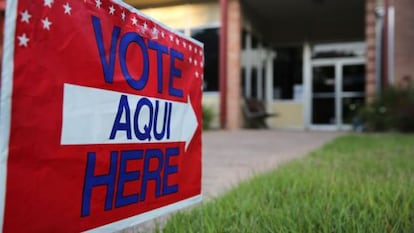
[310,57,365,130]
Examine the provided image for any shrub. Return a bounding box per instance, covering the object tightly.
[202,105,215,130]
[360,84,414,132]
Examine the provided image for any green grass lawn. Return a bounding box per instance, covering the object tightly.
[161,134,414,233]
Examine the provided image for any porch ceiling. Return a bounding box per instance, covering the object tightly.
[125,0,208,9]
[242,0,365,45]
[126,0,365,45]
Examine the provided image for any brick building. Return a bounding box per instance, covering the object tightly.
[122,0,414,131]
[2,0,413,130]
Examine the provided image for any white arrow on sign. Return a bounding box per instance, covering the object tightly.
[61,84,198,150]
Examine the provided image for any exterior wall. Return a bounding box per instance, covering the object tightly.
[394,0,414,86]
[270,101,304,129]
[225,0,242,129]
[141,2,219,30]
[137,1,244,130]
[365,0,378,101]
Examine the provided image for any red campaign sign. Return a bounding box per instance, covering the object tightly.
[0,0,203,232]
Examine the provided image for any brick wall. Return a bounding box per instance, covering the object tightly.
[394,0,414,87]
[225,0,242,129]
[365,0,377,101]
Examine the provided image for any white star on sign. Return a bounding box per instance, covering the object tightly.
[161,31,165,38]
[18,33,29,47]
[189,45,193,51]
[175,38,179,45]
[20,10,32,23]
[121,11,126,21]
[44,0,53,8]
[131,16,137,26]
[169,35,173,41]
[143,22,148,30]
[194,60,198,66]
[189,57,193,64]
[109,5,115,15]
[195,72,199,78]
[95,0,102,8]
[152,27,159,36]
[183,41,187,48]
[41,17,52,30]
[63,3,72,15]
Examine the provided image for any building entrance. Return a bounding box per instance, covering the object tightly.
[310,57,365,130]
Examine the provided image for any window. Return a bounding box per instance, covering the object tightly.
[274,46,303,100]
[191,27,219,92]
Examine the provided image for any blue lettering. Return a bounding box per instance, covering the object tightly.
[92,17,187,99]
[81,151,117,217]
[81,147,181,216]
[134,98,153,141]
[153,100,170,140]
[140,149,164,201]
[163,147,179,195]
[119,32,150,90]
[148,40,168,94]
[110,95,132,140]
[91,16,120,84]
[110,96,173,142]
[169,49,184,97]
[166,102,172,139]
[115,150,143,208]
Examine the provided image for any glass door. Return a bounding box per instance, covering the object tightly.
[311,65,337,126]
[310,58,365,130]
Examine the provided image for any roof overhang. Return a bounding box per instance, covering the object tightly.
[125,0,365,46]
[125,0,208,9]
[242,0,365,45]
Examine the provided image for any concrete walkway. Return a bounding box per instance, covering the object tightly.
[130,129,341,232]
[202,130,341,197]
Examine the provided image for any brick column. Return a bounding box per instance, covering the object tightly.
[225,0,242,129]
[394,0,414,86]
[365,0,377,101]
